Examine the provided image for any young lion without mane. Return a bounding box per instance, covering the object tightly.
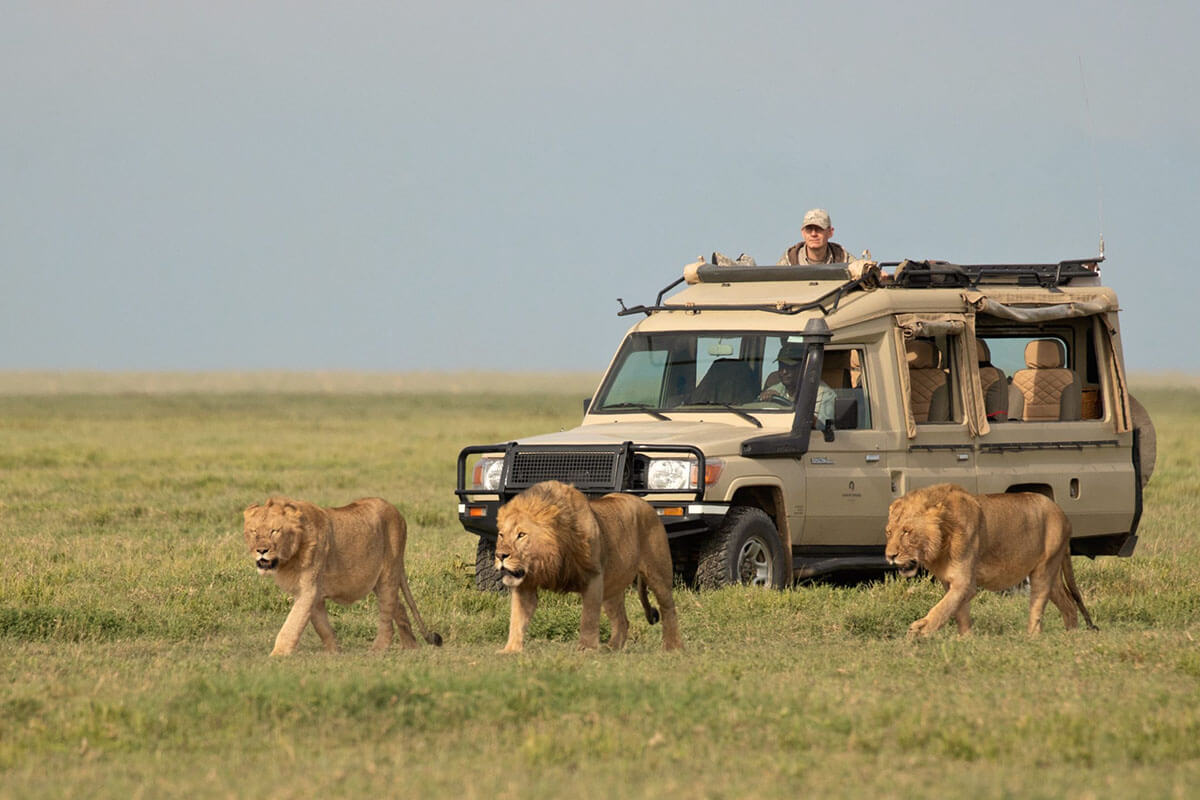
[885,483,1097,637]
[244,496,442,655]
[494,480,683,653]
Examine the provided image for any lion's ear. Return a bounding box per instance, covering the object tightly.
[243,502,260,517]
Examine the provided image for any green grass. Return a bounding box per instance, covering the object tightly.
[1,383,1199,799]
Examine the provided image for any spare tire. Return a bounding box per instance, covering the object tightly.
[1130,394,1156,489]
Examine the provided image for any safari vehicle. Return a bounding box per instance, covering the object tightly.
[456,256,1154,589]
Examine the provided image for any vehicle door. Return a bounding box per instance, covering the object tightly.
[801,345,896,546]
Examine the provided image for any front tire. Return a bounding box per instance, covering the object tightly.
[695,507,789,589]
[474,537,504,592]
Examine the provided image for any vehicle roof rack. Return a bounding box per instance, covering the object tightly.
[615,255,1104,318]
[885,257,1104,289]
[617,270,872,317]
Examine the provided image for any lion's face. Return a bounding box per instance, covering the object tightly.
[495,486,575,589]
[494,509,543,588]
[243,501,303,574]
[884,496,944,578]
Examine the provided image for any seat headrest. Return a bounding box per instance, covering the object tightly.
[906,340,940,370]
[823,350,851,370]
[1024,339,1065,369]
[974,338,991,363]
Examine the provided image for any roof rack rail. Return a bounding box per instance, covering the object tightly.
[617,271,873,318]
[885,257,1104,289]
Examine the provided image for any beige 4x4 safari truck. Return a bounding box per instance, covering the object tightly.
[456,258,1154,589]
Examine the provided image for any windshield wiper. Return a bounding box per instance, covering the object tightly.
[600,403,672,421]
[684,402,763,428]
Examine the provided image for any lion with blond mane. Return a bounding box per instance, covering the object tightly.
[494,480,682,652]
[244,496,442,655]
[885,483,1097,637]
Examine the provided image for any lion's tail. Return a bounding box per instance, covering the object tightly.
[637,576,661,626]
[1060,555,1099,631]
[398,570,444,647]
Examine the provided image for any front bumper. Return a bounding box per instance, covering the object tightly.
[458,499,730,541]
[456,441,721,541]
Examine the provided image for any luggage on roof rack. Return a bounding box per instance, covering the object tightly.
[888,258,1103,289]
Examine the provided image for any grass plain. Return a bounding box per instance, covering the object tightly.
[1,377,1198,799]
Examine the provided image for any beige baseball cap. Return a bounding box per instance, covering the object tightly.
[803,208,832,229]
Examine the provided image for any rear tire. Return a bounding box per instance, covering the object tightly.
[474,537,504,592]
[695,507,789,589]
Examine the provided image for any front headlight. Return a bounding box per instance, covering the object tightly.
[647,459,693,490]
[472,457,505,491]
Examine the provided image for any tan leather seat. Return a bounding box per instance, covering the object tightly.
[975,339,1008,422]
[1010,339,1081,421]
[906,340,949,422]
[821,350,852,389]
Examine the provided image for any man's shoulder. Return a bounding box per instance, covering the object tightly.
[777,243,802,266]
[777,241,854,265]
[829,242,852,263]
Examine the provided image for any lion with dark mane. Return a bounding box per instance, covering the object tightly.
[244,496,442,655]
[885,483,1097,637]
[494,480,682,652]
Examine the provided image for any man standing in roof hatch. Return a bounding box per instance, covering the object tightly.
[777,208,852,265]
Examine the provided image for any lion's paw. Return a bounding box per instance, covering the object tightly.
[906,619,930,638]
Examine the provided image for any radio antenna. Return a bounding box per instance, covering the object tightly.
[1078,56,1105,261]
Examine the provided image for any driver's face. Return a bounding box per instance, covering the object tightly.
[778,361,802,390]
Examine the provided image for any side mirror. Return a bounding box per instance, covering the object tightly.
[582,397,592,414]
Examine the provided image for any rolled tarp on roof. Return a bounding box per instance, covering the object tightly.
[894,313,966,339]
[964,291,1116,322]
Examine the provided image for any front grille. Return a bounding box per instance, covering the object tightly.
[457,441,705,501]
[508,449,622,491]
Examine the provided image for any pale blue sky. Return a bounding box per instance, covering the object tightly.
[3,1,1198,372]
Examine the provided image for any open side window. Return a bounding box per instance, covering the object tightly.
[893,314,984,438]
[817,347,872,432]
[904,337,953,425]
[904,332,970,428]
[965,291,1125,431]
[976,325,1096,423]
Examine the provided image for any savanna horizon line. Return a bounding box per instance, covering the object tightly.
[0,369,605,395]
[0,368,1195,396]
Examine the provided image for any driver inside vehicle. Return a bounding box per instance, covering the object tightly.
[759,342,836,425]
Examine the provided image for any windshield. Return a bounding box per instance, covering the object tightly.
[593,332,806,413]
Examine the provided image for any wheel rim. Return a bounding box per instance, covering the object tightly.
[737,536,775,586]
